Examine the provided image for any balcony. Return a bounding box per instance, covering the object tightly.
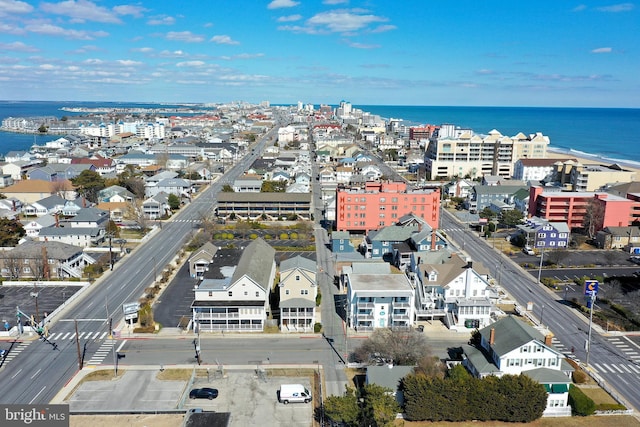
[357,302,374,309]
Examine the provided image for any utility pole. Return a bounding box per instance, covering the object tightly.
[75,319,82,370]
[586,292,596,368]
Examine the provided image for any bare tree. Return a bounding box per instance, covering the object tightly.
[4,254,23,279]
[583,198,605,238]
[546,248,570,267]
[126,200,148,231]
[353,328,431,365]
[30,257,46,280]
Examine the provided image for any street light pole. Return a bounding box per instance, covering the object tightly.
[537,248,545,284]
[586,292,596,368]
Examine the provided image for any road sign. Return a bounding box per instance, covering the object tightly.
[584,280,599,297]
[122,302,139,321]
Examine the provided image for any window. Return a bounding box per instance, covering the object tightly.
[295,275,300,281]
[244,291,248,296]
[255,291,259,297]
[208,291,213,297]
[228,291,233,297]
[23,267,31,273]
[285,290,290,295]
[301,289,309,295]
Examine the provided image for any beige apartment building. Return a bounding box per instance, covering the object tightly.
[424,127,549,180]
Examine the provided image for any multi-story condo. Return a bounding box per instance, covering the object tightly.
[528,186,637,231]
[425,127,549,180]
[551,160,637,192]
[335,181,440,233]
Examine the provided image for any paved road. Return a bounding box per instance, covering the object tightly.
[441,208,640,412]
[0,125,281,405]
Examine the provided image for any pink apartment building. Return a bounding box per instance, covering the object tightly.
[528,186,637,231]
[336,182,440,232]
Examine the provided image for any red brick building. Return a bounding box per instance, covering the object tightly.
[336,182,440,232]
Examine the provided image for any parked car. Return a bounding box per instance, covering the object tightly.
[189,388,219,400]
[523,246,536,256]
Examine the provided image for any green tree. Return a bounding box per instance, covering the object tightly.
[499,209,524,229]
[323,387,359,427]
[478,207,496,220]
[167,193,181,210]
[261,180,286,192]
[71,169,105,203]
[38,123,48,133]
[0,218,26,246]
[361,383,400,427]
[221,184,234,192]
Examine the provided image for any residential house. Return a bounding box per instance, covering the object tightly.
[411,253,496,330]
[70,156,117,176]
[22,214,57,237]
[0,174,14,188]
[366,365,415,405]
[23,195,67,217]
[513,158,574,182]
[462,315,573,417]
[469,184,528,213]
[192,238,276,332]
[279,255,317,332]
[146,178,192,198]
[362,225,419,259]
[65,207,109,228]
[98,185,136,203]
[0,240,96,279]
[233,174,263,192]
[0,180,68,205]
[331,231,357,254]
[38,226,104,248]
[188,242,218,279]
[515,217,570,251]
[143,192,171,219]
[595,226,640,250]
[343,260,415,331]
[443,178,475,199]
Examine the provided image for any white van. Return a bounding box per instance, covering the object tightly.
[523,246,535,255]
[279,384,312,404]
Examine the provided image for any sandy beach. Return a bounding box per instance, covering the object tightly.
[547,146,640,175]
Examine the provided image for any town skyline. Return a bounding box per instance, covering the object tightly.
[0,1,638,108]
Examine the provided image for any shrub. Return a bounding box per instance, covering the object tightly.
[596,403,627,411]
[572,369,588,384]
[569,385,596,416]
[314,322,322,333]
[315,291,322,306]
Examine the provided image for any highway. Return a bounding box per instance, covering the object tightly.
[0,124,281,404]
[441,208,640,412]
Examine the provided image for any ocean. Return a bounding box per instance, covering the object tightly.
[1,101,639,166]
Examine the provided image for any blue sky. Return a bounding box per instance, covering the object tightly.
[0,0,637,107]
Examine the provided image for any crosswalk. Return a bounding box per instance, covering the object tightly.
[1,341,31,364]
[608,336,640,362]
[47,330,109,341]
[592,362,640,375]
[551,337,578,360]
[86,339,118,365]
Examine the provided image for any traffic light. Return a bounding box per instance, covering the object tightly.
[117,353,126,360]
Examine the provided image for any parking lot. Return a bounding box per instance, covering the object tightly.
[67,368,313,426]
[0,284,83,329]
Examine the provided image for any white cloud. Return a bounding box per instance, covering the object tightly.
[211,35,240,45]
[591,47,612,53]
[0,0,34,17]
[131,47,154,53]
[277,14,302,22]
[306,9,388,33]
[117,59,143,66]
[323,0,348,4]
[0,41,38,52]
[370,24,396,33]
[596,3,634,12]
[25,22,108,40]
[159,49,187,57]
[148,16,176,26]
[267,0,300,9]
[113,5,146,17]
[572,4,587,12]
[347,41,380,49]
[84,58,104,65]
[166,31,205,43]
[39,64,58,70]
[176,60,206,67]
[40,0,122,24]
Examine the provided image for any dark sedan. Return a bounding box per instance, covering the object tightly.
[189,388,219,400]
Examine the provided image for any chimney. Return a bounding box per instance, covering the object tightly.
[489,328,495,346]
[544,333,554,347]
[431,230,437,251]
[55,213,59,227]
[466,258,473,269]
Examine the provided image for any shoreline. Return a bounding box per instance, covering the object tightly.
[547,146,640,173]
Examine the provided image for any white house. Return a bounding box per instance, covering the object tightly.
[463,316,573,417]
[192,238,276,332]
[279,255,317,332]
[343,260,415,331]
